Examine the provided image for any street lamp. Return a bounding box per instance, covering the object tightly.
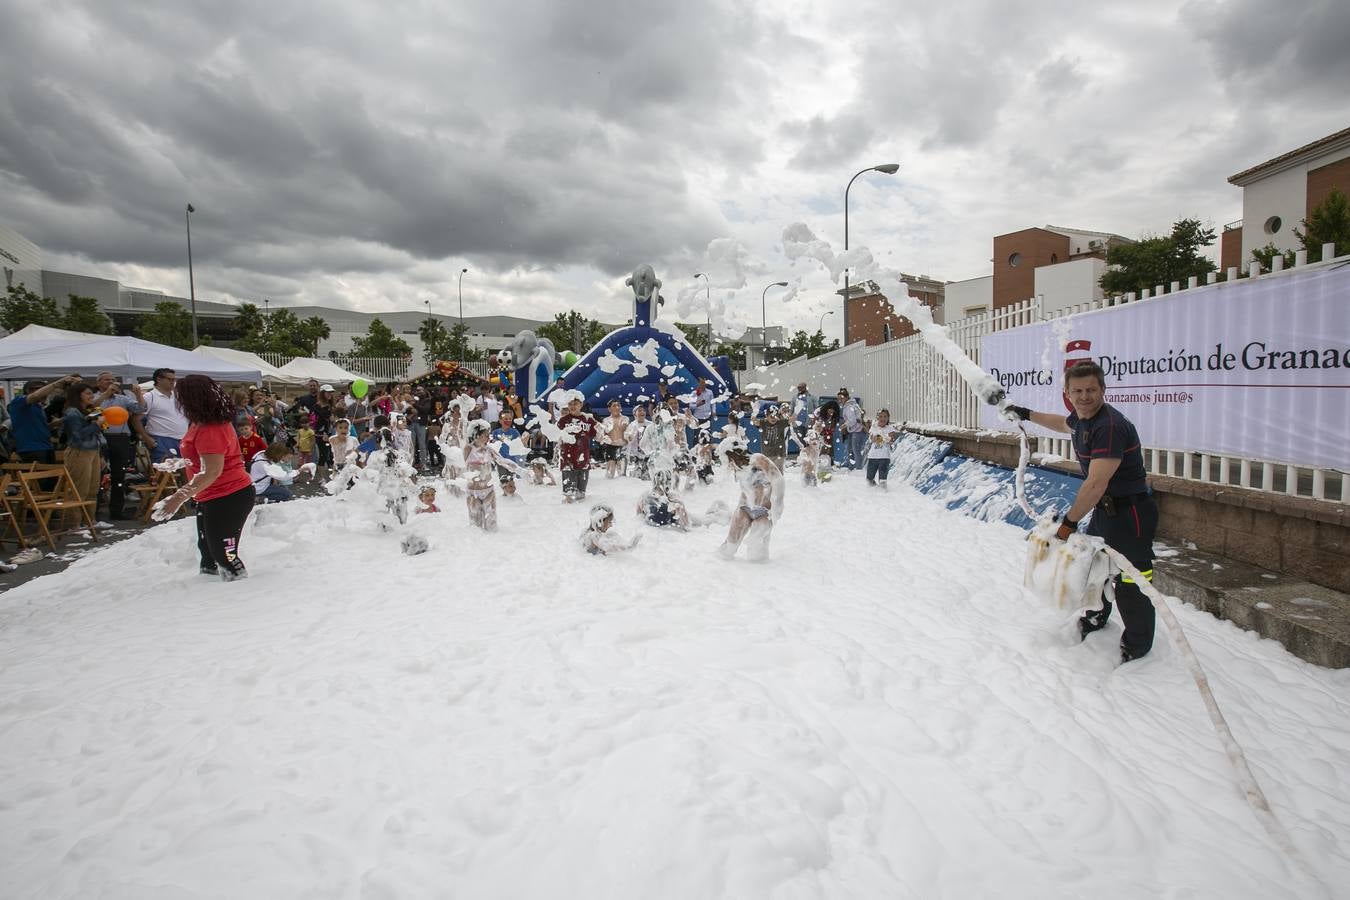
[693,272,712,347]
[457,267,469,361]
[761,281,788,366]
[843,162,899,346]
[457,267,469,325]
[818,309,835,334]
[185,203,198,346]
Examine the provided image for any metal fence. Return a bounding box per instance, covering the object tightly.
[739,247,1348,504]
[258,354,490,382]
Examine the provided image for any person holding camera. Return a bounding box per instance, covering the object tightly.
[95,372,148,519]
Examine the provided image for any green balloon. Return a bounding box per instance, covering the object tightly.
[351,378,369,398]
[561,351,578,368]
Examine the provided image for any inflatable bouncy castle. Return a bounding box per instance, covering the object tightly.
[548,264,734,414]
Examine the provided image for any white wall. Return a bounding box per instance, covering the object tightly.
[1034,257,1105,314]
[944,275,992,317]
[0,223,44,298]
[1240,165,1307,261]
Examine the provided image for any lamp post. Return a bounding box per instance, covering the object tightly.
[843,163,899,347]
[185,203,198,346]
[818,309,835,334]
[693,272,712,348]
[457,267,469,361]
[761,280,788,367]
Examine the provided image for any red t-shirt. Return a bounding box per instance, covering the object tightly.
[181,422,254,502]
[556,413,596,469]
[238,433,268,463]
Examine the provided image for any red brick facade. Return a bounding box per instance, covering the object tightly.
[1307,156,1350,219]
[1220,224,1243,271]
[845,282,943,345]
[991,228,1071,309]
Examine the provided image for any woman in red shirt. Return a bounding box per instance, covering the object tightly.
[158,375,257,580]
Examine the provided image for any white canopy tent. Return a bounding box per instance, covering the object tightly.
[192,345,301,385]
[0,323,107,343]
[0,336,261,383]
[277,357,365,385]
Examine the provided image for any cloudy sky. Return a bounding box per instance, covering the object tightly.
[2,0,1346,341]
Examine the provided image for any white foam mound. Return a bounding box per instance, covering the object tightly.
[0,474,1346,898]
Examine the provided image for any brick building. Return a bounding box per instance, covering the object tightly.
[1223,125,1350,271]
[839,274,945,346]
[946,225,1130,317]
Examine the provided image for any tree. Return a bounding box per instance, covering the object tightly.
[785,329,839,359]
[419,317,455,366]
[260,309,311,357]
[673,322,714,356]
[61,295,113,334]
[139,301,195,349]
[536,310,609,355]
[1,284,63,332]
[230,303,268,352]
[350,317,412,358]
[298,316,330,357]
[1296,187,1350,263]
[449,321,485,363]
[1250,242,1295,271]
[1099,218,1217,295]
[710,341,746,368]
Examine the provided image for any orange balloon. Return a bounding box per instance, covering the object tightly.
[102,406,130,427]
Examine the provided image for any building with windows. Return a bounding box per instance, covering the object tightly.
[0,222,556,359]
[1223,126,1350,270]
[837,275,946,346]
[945,225,1131,318]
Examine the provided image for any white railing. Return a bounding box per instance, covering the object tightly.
[741,247,1349,504]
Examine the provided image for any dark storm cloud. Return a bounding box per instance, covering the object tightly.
[1182,0,1350,102]
[0,0,770,301]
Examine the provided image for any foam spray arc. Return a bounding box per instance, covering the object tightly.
[890,290,1325,894]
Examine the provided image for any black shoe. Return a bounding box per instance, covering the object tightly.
[199,564,219,576]
[1078,600,1113,641]
[1120,644,1148,664]
[219,565,248,582]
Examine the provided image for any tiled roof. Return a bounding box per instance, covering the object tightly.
[1228,126,1350,185]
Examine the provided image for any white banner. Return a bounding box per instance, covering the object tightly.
[980,266,1350,470]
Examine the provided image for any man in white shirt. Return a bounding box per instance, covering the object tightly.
[480,387,501,424]
[143,368,189,462]
[690,377,714,427]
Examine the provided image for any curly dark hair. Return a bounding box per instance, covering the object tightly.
[174,374,236,425]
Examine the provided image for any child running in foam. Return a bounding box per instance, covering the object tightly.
[717,441,784,562]
[599,400,629,479]
[866,408,902,488]
[464,419,501,531]
[624,404,650,479]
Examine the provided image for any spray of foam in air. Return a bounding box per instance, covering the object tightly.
[890,290,1010,409]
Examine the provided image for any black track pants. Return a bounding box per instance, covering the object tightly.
[196,485,254,575]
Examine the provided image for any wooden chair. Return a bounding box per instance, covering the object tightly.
[132,468,182,523]
[13,468,99,549]
[0,473,28,550]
